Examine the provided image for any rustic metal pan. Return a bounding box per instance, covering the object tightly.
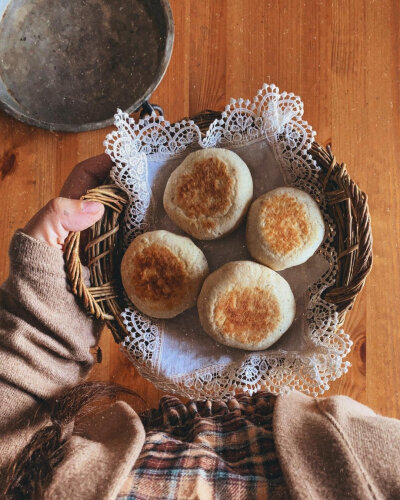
[0,0,174,131]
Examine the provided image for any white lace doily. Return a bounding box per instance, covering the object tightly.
[104,84,352,400]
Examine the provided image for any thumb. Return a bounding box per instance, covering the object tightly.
[24,197,104,249]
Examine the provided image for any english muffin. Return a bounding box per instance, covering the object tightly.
[197,261,295,351]
[246,187,325,271]
[163,148,253,240]
[121,230,209,319]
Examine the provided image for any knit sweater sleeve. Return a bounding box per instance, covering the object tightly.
[273,391,400,499]
[0,230,102,484]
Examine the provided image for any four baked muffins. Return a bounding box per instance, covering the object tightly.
[121,230,209,319]
[246,187,325,271]
[197,261,295,351]
[120,150,325,351]
[163,148,253,240]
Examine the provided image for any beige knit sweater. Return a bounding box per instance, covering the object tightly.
[0,231,399,499]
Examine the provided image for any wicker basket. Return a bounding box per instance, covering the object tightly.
[64,110,373,347]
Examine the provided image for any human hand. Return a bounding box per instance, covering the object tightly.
[24,154,112,249]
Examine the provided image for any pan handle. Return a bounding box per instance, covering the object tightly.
[138,100,164,119]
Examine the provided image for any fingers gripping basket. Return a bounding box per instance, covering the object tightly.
[64,106,372,397]
[64,185,129,343]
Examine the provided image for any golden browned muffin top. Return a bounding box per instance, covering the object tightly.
[129,243,189,306]
[214,286,281,344]
[175,158,234,224]
[261,193,310,255]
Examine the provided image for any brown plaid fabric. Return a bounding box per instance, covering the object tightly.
[118,392,289,499]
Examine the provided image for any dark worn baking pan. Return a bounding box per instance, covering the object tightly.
[0,0,174,131]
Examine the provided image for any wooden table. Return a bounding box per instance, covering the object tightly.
[0,0,399,417]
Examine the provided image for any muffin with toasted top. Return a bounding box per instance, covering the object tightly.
[163,148,253,240]
[246,187,325,271]
[121,230,209,318]
[197,261,295,351]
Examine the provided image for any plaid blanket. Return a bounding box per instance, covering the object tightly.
[118,392,289,499]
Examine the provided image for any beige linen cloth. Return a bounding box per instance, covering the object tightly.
[0,230,399,499]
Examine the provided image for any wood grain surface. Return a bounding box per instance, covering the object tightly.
[0,0,399,416]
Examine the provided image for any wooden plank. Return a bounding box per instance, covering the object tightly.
[362,0,400,417]
[0,0,399,416]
